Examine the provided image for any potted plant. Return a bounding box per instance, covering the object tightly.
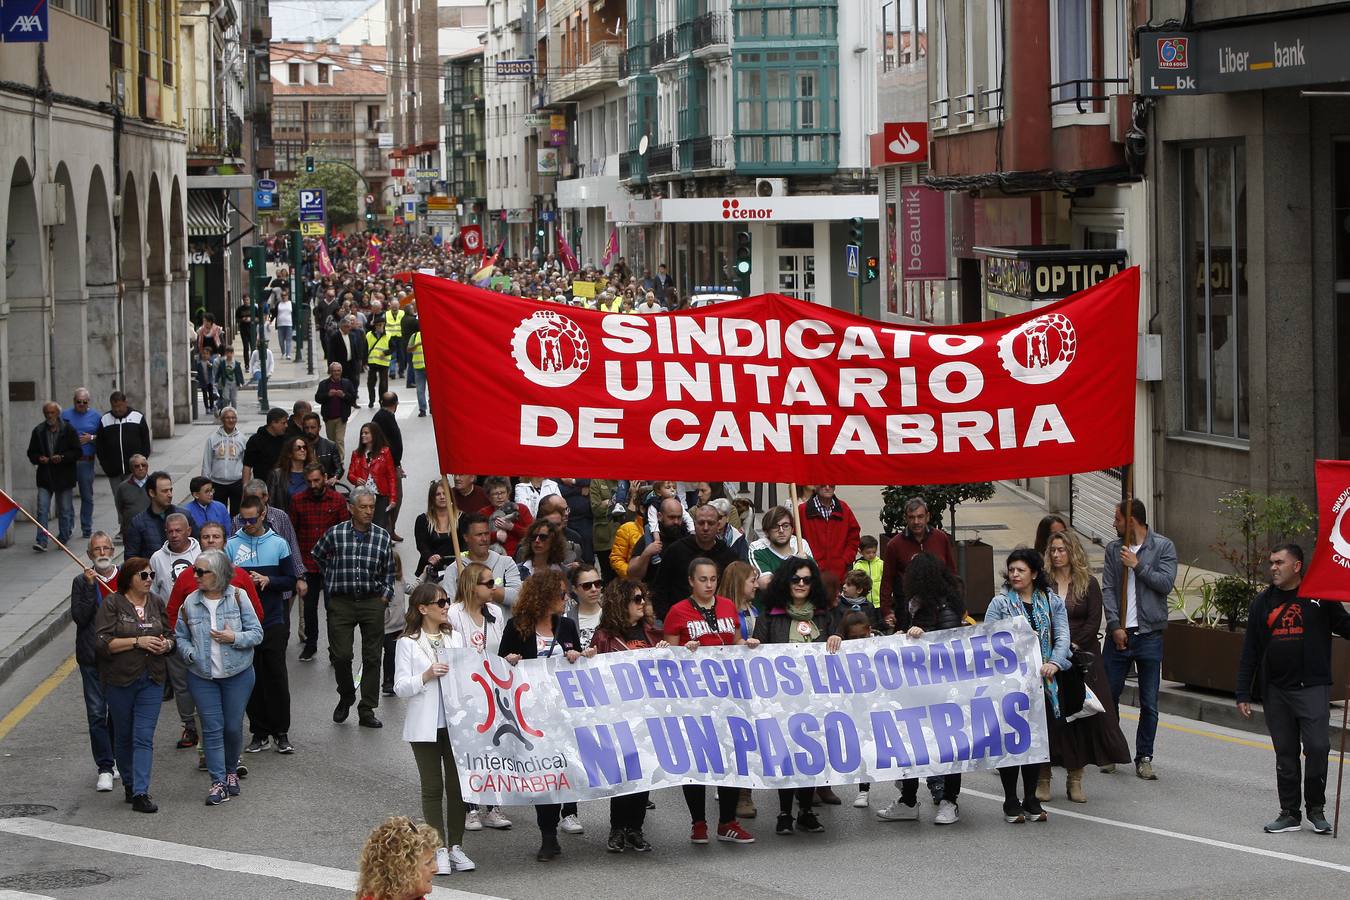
[880,482,997,615]
[1160,490,1340,695]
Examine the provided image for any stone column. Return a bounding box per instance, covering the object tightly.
[146,275,174,438]
[171,275,192,425]
[121,278,151,413]
[85,283,120,392]
[52,288,91,403]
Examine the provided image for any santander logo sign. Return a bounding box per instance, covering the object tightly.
[882,121,928,164]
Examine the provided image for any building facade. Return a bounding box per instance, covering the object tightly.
[442,46,489,236]
[485,0,543,253]
[1,0,194,522]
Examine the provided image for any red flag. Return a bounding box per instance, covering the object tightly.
[412,267,1140,484]
[556,231,579,273]
[601,228,619,268]
[1299,460,1350,602]
[316,240,335,276]
[460,225,484,255]
[0,488,19,540]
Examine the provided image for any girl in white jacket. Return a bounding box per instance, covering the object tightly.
[393,581,474,876]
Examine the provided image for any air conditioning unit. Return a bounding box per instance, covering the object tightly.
[755,177,786,197]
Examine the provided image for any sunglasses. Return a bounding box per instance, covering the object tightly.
[422,598,451,608]
[576,580,602,590]
[790,575,813,585]
[531,533,550,542]
[136,571,153,580]
[240,516,259,525]
[477,579,495,587]
[630,597,647,605]
[192,567,209,578]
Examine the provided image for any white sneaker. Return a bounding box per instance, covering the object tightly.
[464,810,483,831]
[876,799,919,821]
[853,791,870,808]
[559,813,584,834]
[934,800,959,825]
[434,847,452,876]
[447,844,476,872]
[482,808,512,829]
[112,765,121,781]
[95,772,115,792]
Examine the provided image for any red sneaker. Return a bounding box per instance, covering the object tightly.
[689,821,709,844]
[716,821,755,844]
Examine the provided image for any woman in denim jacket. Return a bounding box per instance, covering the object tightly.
[984,547,1071,825]
[175,549,263,807]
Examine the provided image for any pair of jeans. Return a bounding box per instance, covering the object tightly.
[1265,683,1332,813]
[683,785,739,827]
[164,652,197,728]
[327,593,384,716]
[412,368,427,413]
[188,666,255,785]
[1103,630,1164,760]
[75,458,96,537]
[411,728,466,847]
[246,623,291,739]
[104,671,163,796]
[218,383,238,413]
[79,664,115,773]
[387,336,405,378]
[277,325,293,358]
[301,570,324,656]
[34,485,74,546]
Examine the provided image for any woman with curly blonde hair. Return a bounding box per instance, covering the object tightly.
[355,816,438,900]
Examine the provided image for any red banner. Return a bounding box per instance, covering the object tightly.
[413,267,1140,484]
[460,225,483,255]
[1299,460,1350,602]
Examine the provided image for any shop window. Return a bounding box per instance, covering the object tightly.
[1180,144,1248,441]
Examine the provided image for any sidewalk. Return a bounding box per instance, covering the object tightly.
[0,346,322,683]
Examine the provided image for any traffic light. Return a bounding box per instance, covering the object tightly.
[305,155,315,173]
[733,229,752,275]
[243,245,266,273]
[864,255,879,284]
[848,216,864,246]
[365,210,376,224]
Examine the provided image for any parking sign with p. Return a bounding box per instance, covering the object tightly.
[299,189,326,223]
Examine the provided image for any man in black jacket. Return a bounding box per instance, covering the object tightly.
[327,316,365,382]
[315,362,358,461]
[95,391,152,494]
[27,402,82,551]
[1236,543,1350,836]
[242,408,290,486]
[371,392,403,540]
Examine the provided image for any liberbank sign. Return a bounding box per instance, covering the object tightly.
[1140,9,1350,95]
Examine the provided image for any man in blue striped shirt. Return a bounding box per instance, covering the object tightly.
[311,487,395,729]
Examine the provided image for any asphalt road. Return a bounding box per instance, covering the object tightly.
[4,404,1350,899]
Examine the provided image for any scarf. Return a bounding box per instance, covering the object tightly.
[786,602,819,643]
[1009,589,1060,720]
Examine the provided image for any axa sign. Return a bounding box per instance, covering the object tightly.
[1,0,50,42]
[882,122,928,164]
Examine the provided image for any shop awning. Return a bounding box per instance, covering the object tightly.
[187,190,230,237]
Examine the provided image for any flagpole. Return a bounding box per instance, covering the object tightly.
[0,486,101,580]
[441,475,465,580]
[1120,463,1134,631]
[1336,664,1349,838]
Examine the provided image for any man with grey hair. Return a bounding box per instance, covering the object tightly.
[149,511,203,750]
[27,401,80,552]
[71,531,118,790]
[327,315,365,383]
[113,454,151,543]
[310,486,395,728]
[879,496,957,629]
[202,406,246,515]
[62,387,102,539]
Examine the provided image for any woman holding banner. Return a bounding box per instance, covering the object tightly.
[663,558,759,845]
[393,581,474,875]
[985,548,1071,824]
[591,578,666,853]
[498,571,596,861]
[752,558,841,835]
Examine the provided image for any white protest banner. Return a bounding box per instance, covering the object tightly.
[445,619,1048,805]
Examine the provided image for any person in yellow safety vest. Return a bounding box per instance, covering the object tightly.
[599,291,624,313]
[365,318,391,408]
[405,327,427,417]
[383,303,406,380]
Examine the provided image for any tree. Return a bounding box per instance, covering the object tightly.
[278,149,359,229]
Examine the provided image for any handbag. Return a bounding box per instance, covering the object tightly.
[1053,665,1086,718]
[1067,684,1105,722]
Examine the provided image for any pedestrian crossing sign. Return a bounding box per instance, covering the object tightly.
[846,243,860,278]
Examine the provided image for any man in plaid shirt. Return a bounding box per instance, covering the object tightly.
[289,463,350,662]
[311,486,395,728]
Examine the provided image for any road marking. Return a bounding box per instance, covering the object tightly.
[0,818,504,900]
[961,789,1350,874]
[0,891,57,900]
[0,655,76,743]
[1119,711,1275,751]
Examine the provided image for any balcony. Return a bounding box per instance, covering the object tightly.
[624,42,648,77]
[620,149,646,184]
[691,12,727,54]
[548,40,623,104]
[647,142,675,176]
[186,107,243,159]
[650,24,690,68]
[686,134,731,171]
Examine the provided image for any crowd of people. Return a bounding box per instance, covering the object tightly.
[28,230,1337,900]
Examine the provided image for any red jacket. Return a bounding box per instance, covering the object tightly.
[590,624,664,655]
[348,447,397,500]
[797,499,860,584]
[166,567,263,628]
[878,527,957,619]
[478,501,533,558]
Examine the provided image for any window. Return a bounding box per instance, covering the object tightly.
[735,1,836,40]
[317,63,330,84]
[161,0,172,85]
[288,63,301,84]
[1180,144,1248,440]
[734,49,838,169]
[1051,0,1128,114]
[367,104,380,130]
[54,0,101,24]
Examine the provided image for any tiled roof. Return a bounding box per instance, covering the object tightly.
[272,42,389,97]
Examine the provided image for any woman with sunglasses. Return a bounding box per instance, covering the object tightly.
[663,557,760,846]
[414,480,456,578]
[446,561,511,832]
[265,436,317,514]
[590,578,666,852]
[752,557,841,835]
[498,570,597,861]
[349,421,397,528]
[516,520,566,581]
[96,557,176,812]
[563,563,605,649]
[394,581,475,876]
[174,549,264,806]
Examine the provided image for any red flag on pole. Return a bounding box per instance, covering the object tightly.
[601,228,619,269]
[556,231,579,273]
[1299,460,1350,602]
[460,225,483,255]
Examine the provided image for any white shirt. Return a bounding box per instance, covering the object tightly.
[514,479,561,516]
[201,596,226,678]
[275,300,293,328]
[576,608,602,649]
[1124,542,1143,630]
[447,601,506,655]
